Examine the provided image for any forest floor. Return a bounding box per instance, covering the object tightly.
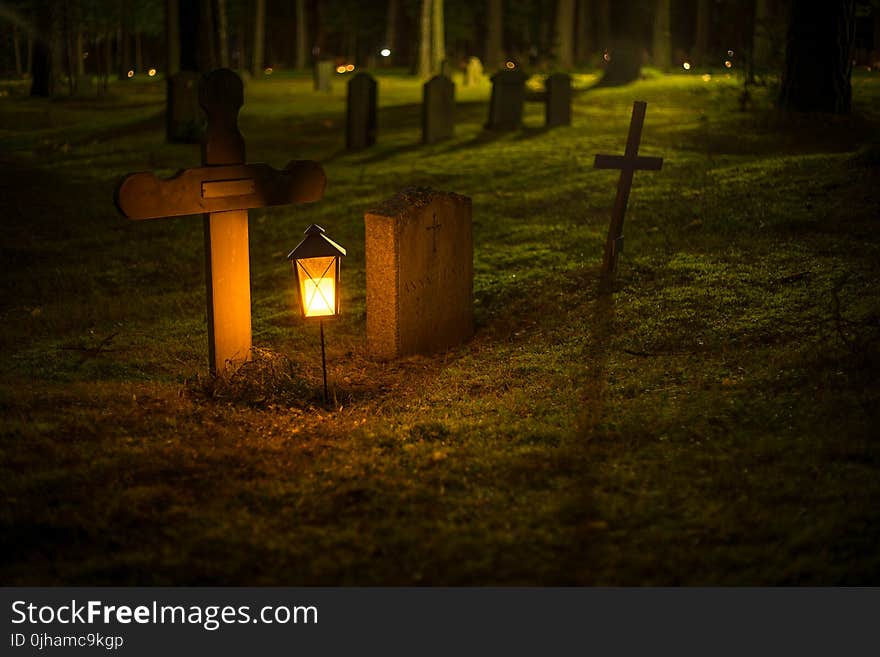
[1,68,879,585]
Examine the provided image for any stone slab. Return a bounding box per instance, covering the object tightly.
[365,188,473,359]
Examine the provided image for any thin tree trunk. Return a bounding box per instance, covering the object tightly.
[63,0,75,94]
[167,0,180,74]
[595,0,610,50]
[295,0,307,68]
[118,0,130,79]
[652,0,670,70]
[76,29,85,75]
[237,17,247,72]
[30,5,53,97]
[216,0,229,68]
[779,0,856,113]
[418,0,432,77]
[13,24,23,76]
[26,27,33,75]
[693,0,709,66]
[575,0,592,66]
[252,0,265,75]
[555,0,575,69]
[199,0,216,71]
[432,0,445,73]
[486,0,502,71]
[384,0,398,64]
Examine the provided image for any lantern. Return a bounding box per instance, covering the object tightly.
[287,224,346,319]
[287,224,346,403]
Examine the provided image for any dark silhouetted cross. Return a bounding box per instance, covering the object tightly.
[594,100,663,278]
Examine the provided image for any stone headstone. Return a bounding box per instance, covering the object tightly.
[485,69,527,130]
[464,56,483,86]
[422,74,455,144]
[313,59,333,93]
[365,188,473,360]
[346,72,377,150]
[545,73,572,127]
[166,71,205,143]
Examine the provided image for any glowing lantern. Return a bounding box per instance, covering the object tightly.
[148,68,157,77]
[288,225,346,402]
[380,48,391,57]
[682,62,691,70]
[505,60,516,69]
[288,224,346,319]
[336,65,346,74]
[264,66,274,75]
[127,69,134,78]
[345,64,355,72]
[724,60,733,69]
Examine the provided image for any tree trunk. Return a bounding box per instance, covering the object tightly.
[598,2,640,85]
[167,0,180,74]
[134,32,143,73]
[752,0,772,71]
[432,0,445,73]
[118,0,130,79]
[693,0,709,66]
[237,17,247,72]
[296,0,307,69]
[575,0,593,66]
[216,0,229,68]
[384,0,398,64]
[486,0,503,71]
[418,0,432,77]
[63,0,75,94]
[199,0,217,71]
[76,29,85,76]
[13,24,23,77]
[26,27,33,75]
[30,6,53,97]
[652,0,670,70]
[779,0,856,113]
[252,0,265,75]
[595,0,610,51]
[555,0,575,69]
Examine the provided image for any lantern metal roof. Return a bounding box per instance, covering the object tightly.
[287,224,347,260]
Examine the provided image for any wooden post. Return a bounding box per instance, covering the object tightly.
[594,101,663,278]
[116,69,327,376]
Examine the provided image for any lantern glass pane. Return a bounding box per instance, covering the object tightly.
[297,256,337,317]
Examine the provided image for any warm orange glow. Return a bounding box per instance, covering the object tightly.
[505,61,515,69]
[702,73,712,82]
[336,65,346,73]
[264,67,273,75]
[297,257,337,318]
[126,69,134,78]
[303,277,335,317]
[682,62,691,70]
[345,64,355,72]
[724,60,733,69]
[148,68,157,77]
[603,51,611,62]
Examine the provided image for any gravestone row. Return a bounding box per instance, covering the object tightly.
[346,70,573,151]
[118,69,656,377]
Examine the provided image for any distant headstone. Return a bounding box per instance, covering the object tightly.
[346,72,377,150]
[365,188,473,360]
[464,56,483,86]
[545,73,572,127]
[422,74,455,144]
[485,69,527,130]
[313,59,333,93]
[166,71,205,143]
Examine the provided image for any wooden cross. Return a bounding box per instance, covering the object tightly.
[115,69,326,375]
[426,213,442,253]
[594,101,663,277]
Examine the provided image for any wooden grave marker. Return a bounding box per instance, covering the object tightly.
[594,100,663,277]
[115,68,326,375]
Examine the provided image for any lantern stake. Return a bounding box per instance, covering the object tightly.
[320,320,328,404]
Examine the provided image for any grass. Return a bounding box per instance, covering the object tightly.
[1,68,879,585]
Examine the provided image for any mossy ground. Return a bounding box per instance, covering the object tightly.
[1,68,878,584]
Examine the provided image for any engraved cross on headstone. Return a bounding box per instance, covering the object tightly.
[426,213,442,253]
[594,100,663,277]
[115,69,326,375]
